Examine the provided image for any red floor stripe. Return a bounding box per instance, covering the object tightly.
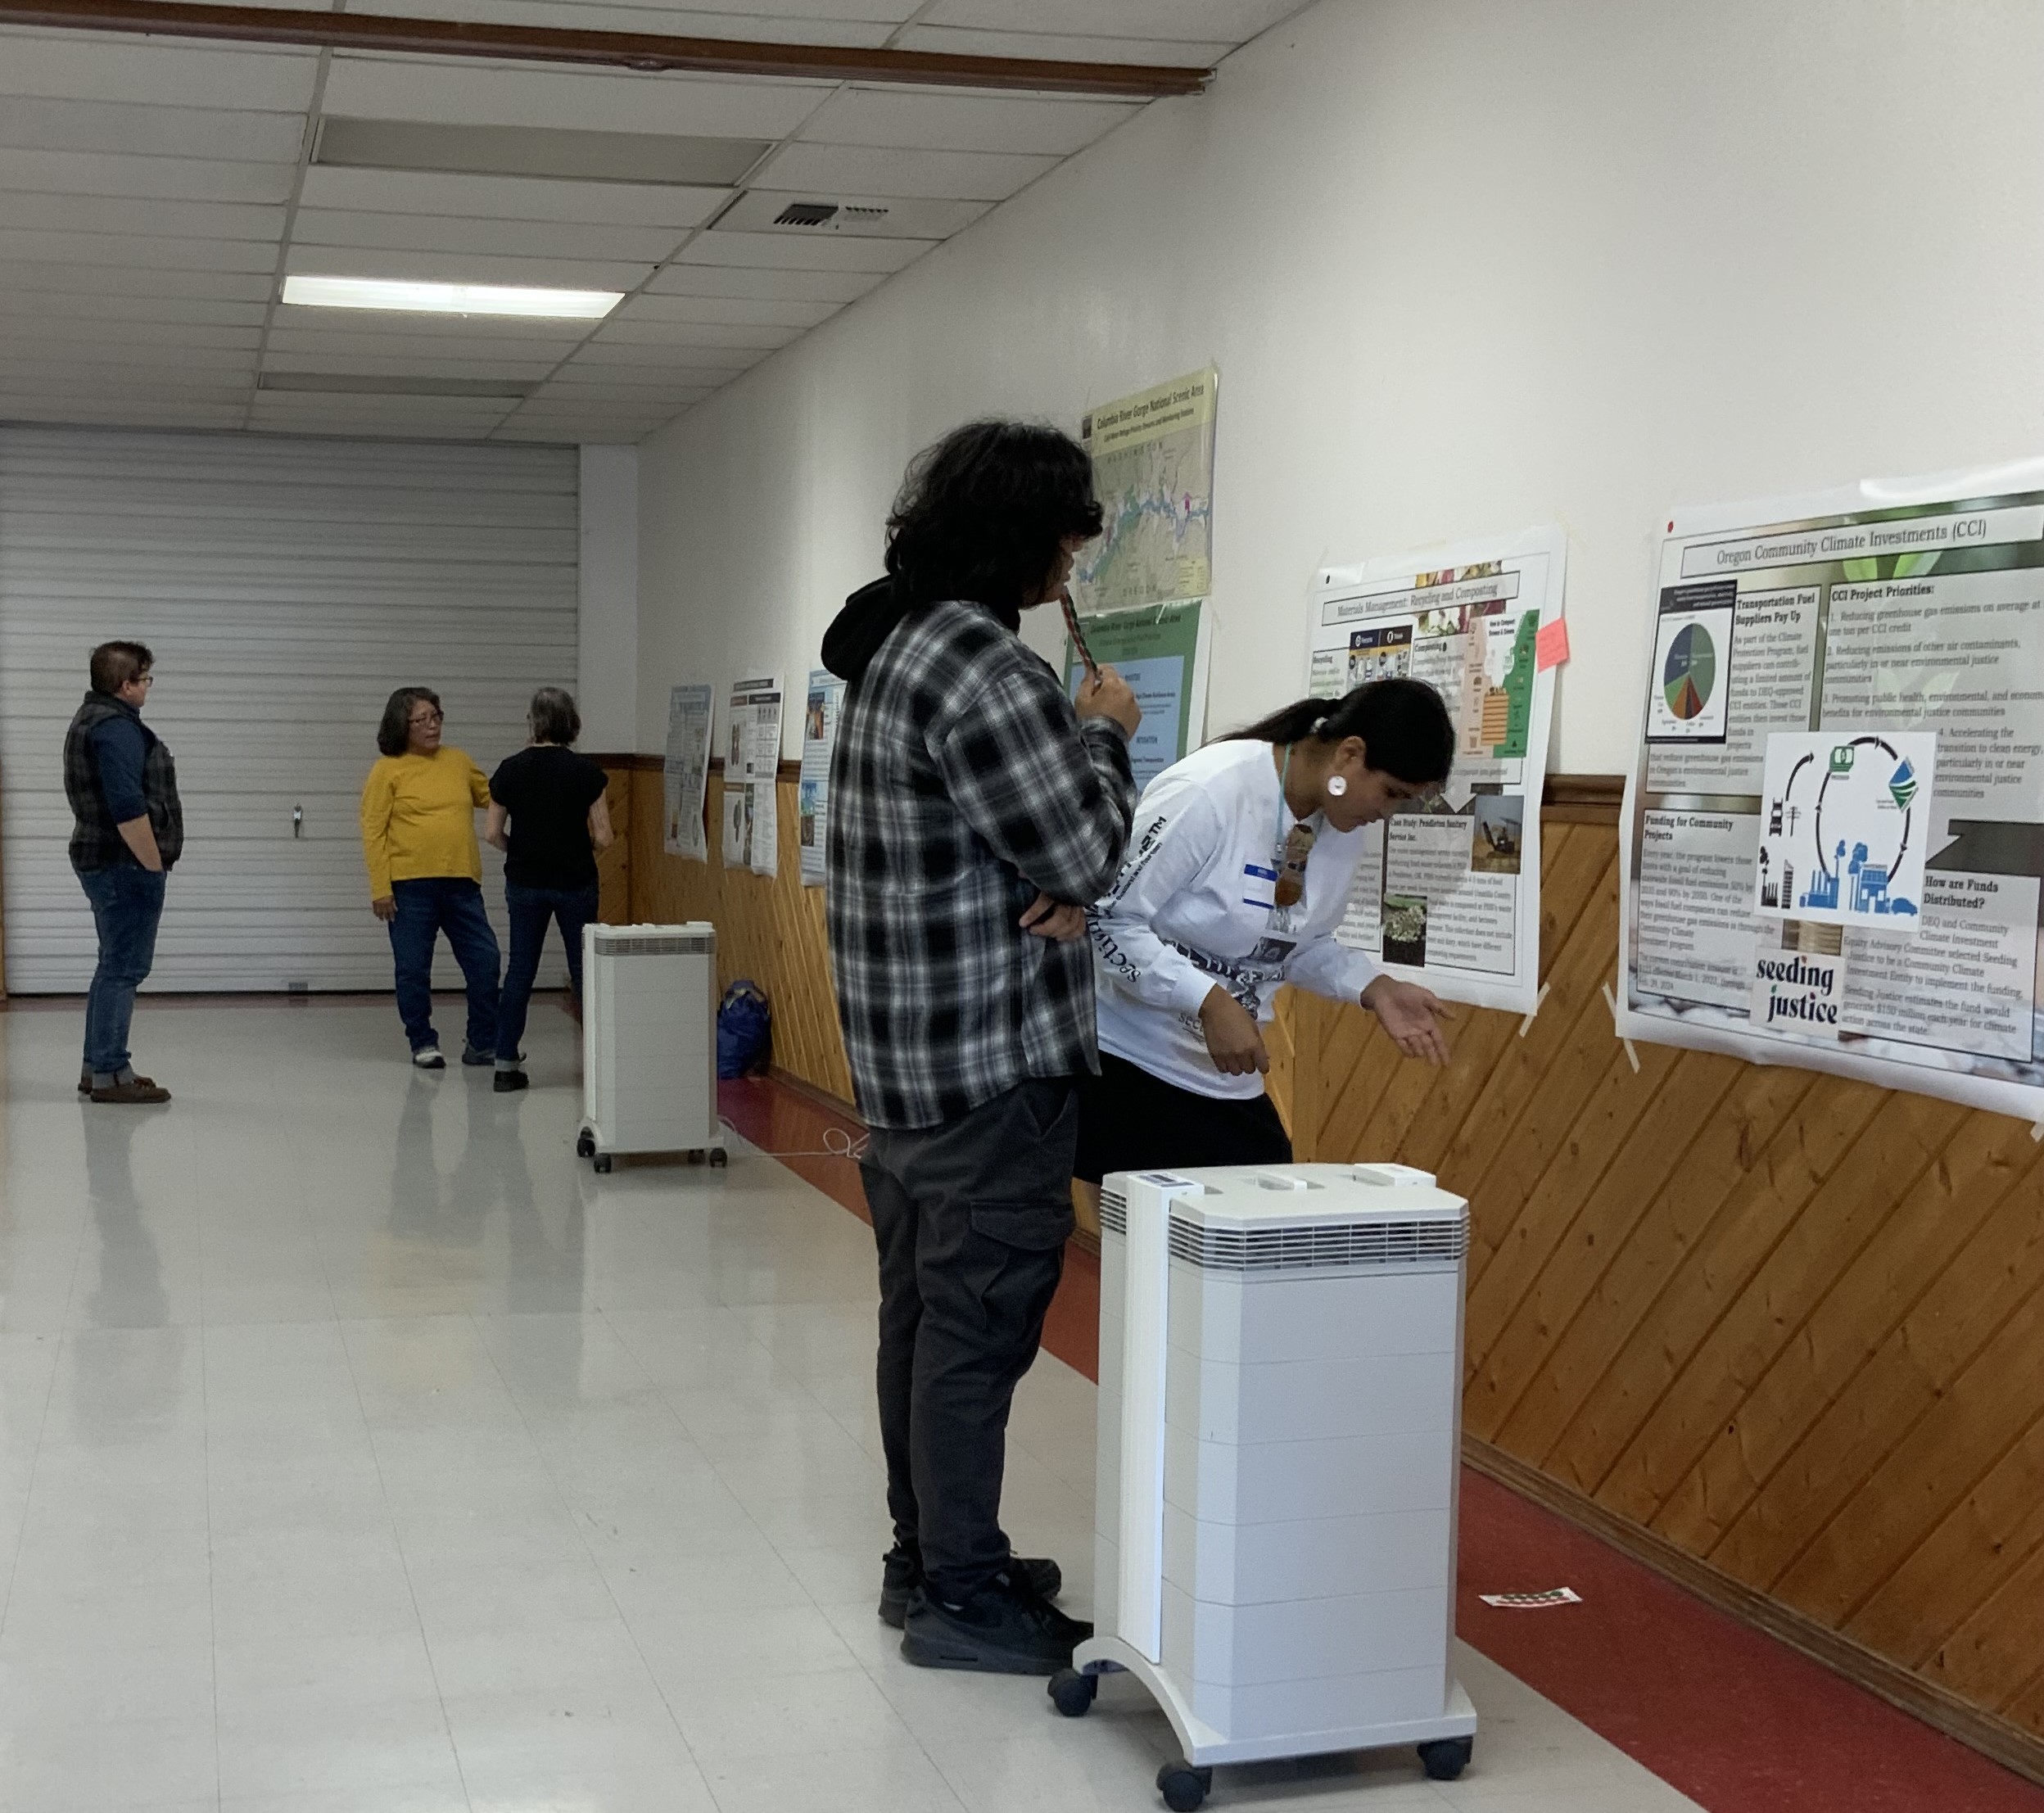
[723,1075,2044,1813]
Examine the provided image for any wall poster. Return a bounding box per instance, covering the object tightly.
[1619,463,2044,1122]
[1061,599,1212,795]
[1076,367,1217,615]
[1306,527,1566,1015]
[798,667,843,888]
[662,682,713,861]
[724,673,783,879]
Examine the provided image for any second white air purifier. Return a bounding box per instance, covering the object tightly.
[577,921,724,1172]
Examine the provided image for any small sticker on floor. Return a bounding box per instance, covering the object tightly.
[1479,1587,1582,1608]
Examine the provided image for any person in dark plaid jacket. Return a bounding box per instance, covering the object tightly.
[823,420,1140,1675]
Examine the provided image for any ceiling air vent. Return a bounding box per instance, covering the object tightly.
[718,190,983,241]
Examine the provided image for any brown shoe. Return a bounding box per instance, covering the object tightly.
[79,1069,156,1095]
[89,1078,171,1105]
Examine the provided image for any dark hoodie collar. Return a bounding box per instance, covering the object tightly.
[821,576,1021,685]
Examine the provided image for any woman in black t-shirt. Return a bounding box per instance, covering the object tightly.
[484,687,613,1092]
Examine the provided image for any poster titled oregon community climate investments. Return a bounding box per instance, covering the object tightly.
[1619,467,2044,1122]
[1307,527,1566,1015]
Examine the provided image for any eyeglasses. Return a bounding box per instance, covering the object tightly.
[409,710,444,727]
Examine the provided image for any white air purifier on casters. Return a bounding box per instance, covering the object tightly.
[575,922,725,1173]
[1053,1163,1476,1810]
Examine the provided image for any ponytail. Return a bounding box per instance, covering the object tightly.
[1228,676,1455,786]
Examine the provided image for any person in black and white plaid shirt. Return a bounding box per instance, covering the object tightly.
[822,420,1139,1676]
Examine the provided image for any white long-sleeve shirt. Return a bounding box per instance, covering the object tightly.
[1088,737,1380,1098]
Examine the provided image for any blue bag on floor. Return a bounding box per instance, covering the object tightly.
[716,979,772,1078]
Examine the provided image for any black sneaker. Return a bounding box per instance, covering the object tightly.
[493,1069,529,1094]
[900,1571,1092,1675]
[879,1545,1063,1630]
[460,1043,495,1068]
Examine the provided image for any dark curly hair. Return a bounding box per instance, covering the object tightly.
[884,420,1105,617]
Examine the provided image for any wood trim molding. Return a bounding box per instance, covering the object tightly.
[1462,1435,2044,1789]
[0,0,1213,96]
[1540,772,1625,825]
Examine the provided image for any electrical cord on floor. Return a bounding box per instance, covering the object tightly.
[717,1117,870,1161]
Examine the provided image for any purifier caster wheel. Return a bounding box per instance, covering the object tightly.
[685,1150,705,1165]
[1418,1737,1472,1782]
[592,1154,613,1174]
[575,1130,595,1159]
[1156,1761,1211,1811]
[1047,1668,1096,1717]
[708,1148,729,1169]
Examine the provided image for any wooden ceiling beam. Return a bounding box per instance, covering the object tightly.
[0,0,1213,98]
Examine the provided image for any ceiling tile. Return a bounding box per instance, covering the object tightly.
[676,229,931,274]
[0,263,277,301]
[0,97,310,163]
[296,165,727,229]
[0,30,319,111]
[0,192,286,241]
[280,245,653,292]
[644,261,884,303]
[555,349,759,380]
[259,352,563,380]
[754,142,1057,202]
[265,323,590,359]
[915,0,1296,39]
[583,319,798,351]
[0,229,279,273]
[289,206,692,264]
[896,25,1232,62]
[794,87,1139,156]
[0,294,269,326]
[321,57,832,140]
[0,149,299,205]
[614,293,839,329]
[2,320,264,350]
[531,381,715,405]
[0,398,248,427]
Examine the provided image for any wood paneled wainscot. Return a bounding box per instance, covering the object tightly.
[621,758,2044,1784]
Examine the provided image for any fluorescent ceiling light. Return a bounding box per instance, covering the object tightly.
[316,118,769,188]
[281,275,622,319]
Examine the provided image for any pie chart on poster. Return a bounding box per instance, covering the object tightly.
[1662,622,1716,721]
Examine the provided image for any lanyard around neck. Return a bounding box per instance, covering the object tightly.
[1273,744,1320,911]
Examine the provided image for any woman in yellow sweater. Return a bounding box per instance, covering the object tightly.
[360,686,500,1070]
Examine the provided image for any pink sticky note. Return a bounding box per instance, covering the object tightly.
[1535,617,1570,672]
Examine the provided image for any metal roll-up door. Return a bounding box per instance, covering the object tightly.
[0,425,580,993]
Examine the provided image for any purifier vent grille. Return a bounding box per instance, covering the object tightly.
[1166,1206,1467,1273]
[593,932,712,956]
[1098,1189,1127,1234]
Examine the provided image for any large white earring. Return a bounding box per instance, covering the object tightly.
[1326,774,1348,798]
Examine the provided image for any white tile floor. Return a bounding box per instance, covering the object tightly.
[0,1000,1704,1813]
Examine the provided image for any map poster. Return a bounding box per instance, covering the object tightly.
[1306,526,1567,1015]
[662,682,713,861]
[1062,599,1211,794]
[1619,463,2044,1121]
[1077,368,1216,615]
[798,667,843,888]
[725,674,784,879]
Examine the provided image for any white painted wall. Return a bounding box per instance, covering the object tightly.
[637,0,2044,774]
[578,443,640,752]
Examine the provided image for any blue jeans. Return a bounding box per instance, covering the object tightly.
[498,879,599,1065]
[388,877,500,1056]
[78,864,166,1075]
